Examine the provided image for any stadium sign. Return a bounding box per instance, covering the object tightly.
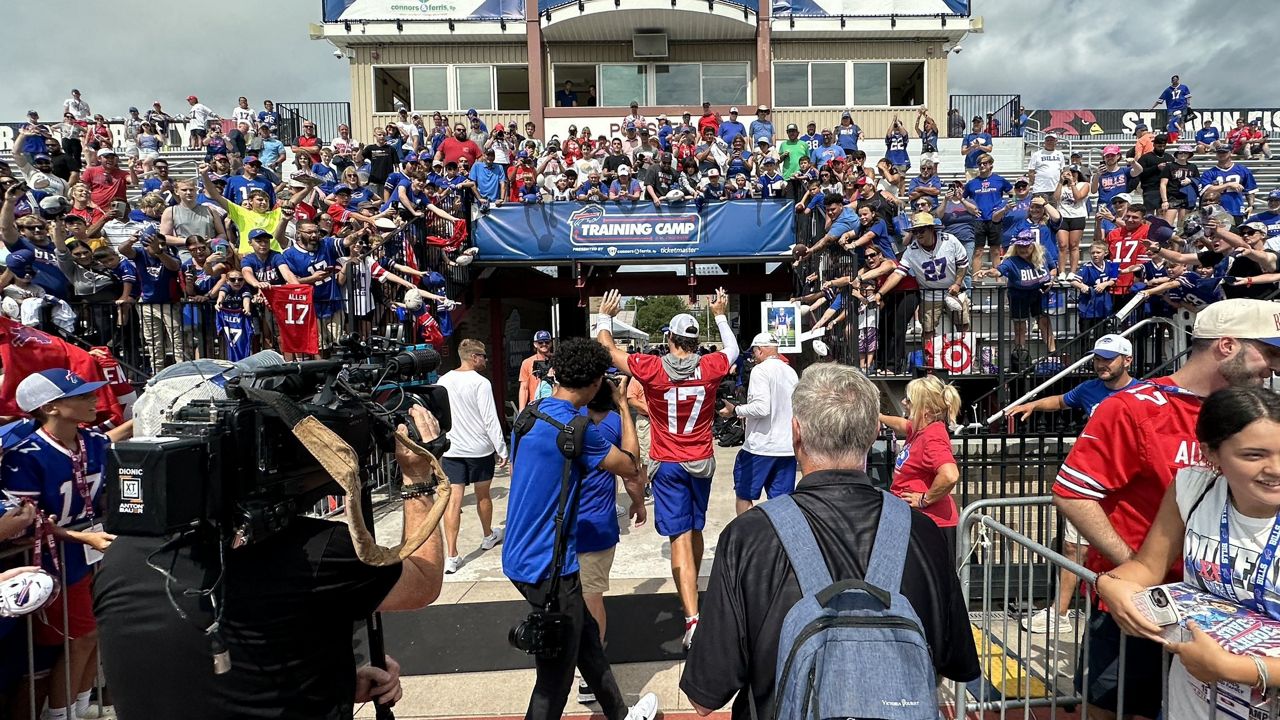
[568,205,700,255]
[1031,107,1280,137]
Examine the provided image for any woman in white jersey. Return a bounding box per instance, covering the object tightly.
[1098,386,1280,719]
[1055,166,1090,279]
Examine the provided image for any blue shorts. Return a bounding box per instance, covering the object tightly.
[733,450,797,502]
[652,462,713,537]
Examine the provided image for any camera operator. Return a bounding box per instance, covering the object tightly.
[502,338,659,720]
[93,404,448,720]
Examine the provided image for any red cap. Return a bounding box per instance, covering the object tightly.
[186,95,198,102]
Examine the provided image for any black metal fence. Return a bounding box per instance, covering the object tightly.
[274,101,352,147]
[947,94,1022,137]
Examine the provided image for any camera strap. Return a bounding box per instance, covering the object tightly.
[511,401,589,612]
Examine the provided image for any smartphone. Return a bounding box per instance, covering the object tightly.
[1131,586,1188,642]
[113,201,130,217]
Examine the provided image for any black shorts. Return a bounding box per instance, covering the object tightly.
[1009,291,1043,320]
[1074,610,1164,717]
[191,128,208,139]
[1060,216,1086,232]
[1166,194,1188,209]
[442,454,497,486]
[974,220,1002,249]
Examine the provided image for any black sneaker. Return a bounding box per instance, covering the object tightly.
[578,681,596,704]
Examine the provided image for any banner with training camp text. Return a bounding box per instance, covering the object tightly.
[471,199,796,263]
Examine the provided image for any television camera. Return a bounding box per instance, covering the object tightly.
[105,335,452,545]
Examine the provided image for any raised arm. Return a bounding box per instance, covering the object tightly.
[197,163,230,210]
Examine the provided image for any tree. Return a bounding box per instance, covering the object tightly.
[633,295,689,336]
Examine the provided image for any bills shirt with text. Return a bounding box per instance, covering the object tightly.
[1053,377,1203,577]
[628,352,731,463]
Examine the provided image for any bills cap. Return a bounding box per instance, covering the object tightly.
[668,313,700,338]
[1111,192,1134,206]
[750,331,780,347]
[1268,189,1280,201]
[1013,228,1038,245]
[1091,334,1132,359]
[96,147,116,157]
[1192,299,1280,346]
[1102,145,1122,156]
[247,228,273,240]
[16,370,105,413]
[729,107,739,114]
[533,330,552,343]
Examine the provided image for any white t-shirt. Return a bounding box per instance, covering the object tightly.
[63,98,90,121]
[1029,149,1065,194]
[190,103,217,129]
[858,302,879,333]
[1058,182,1089,219]
[438,368,509,460]
[1174,465,1280,720]
[735,356,797,457]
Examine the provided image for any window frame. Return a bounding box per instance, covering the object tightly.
[372,63,530,113]
[551,61,751,106]
[770,59,927,110]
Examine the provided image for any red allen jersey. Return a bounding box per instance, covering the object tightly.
[628,352,730,463]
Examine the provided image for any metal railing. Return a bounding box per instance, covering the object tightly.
[274,101,352,147]
[948,94,1022,137]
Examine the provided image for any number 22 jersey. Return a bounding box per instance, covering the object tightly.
[628,352,730,463]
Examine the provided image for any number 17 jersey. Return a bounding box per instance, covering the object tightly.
[628,351,730,463]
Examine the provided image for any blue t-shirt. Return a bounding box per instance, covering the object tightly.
[471,162,506,202]
[1063,378,1141,417]
[112,257,139,297]
[1,428,110,585]
[937,200,977,244]
[858,219,895,260]
[241,251,287,286]
[224,174,275,207]
[800,133,822,153]
[502,398,613,583]
[835,123,861,152]
[749,120,774,144]
[810,144,846,167]
[997,254,1054,294]
[1195,127,1220,147]
[132,247,180,303]
[1097,168,1130,208]
[964,174,1013,221]
[577,411,622,554]
[717,121,746,144]
[1171,272,1226,310]
[1000,196,1031,243]
[1159,84,1191,112]
[962,132,992,168]
[259,138,285,167]
[282,237,344,316]
[908,175,942,209]
[1076,263,1114,319]
[1200,164,1257,217]
[10,238,71,300]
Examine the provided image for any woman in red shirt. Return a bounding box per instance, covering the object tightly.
[879,375,962,562]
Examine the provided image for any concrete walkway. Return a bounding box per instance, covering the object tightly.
[365,444,752,718]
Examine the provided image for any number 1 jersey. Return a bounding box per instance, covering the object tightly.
[628,352,730,463]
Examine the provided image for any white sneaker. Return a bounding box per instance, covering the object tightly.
[445,555,462,574]
[1021,607,1072,633]
[683,614,699,650]
[624,692,660,720]
[577,680,596,704]
[480,528,503,551]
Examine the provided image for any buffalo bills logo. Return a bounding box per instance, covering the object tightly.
[568,204,700,249]
[894,445,910,470]
[9,327,53,348]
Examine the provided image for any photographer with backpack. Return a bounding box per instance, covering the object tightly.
[502,337,659,720]
[680,363,979,718]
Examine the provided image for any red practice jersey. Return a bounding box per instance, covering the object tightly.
[263,284,319,356]
[1106,223,1150,295]
[628,352,731,463]
[1053,377,1203,578]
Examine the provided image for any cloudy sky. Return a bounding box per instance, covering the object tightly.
[4,0,1270,121]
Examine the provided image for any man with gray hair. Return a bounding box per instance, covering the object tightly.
[680,364,979,718]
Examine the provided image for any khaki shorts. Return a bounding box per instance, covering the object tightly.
[579,546,616,594]
[921,297,971,334]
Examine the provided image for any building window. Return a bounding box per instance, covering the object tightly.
[654,64,700,106]
[888,62,925,106]
[701,63,749,105]
[374,67,412,113]
[773,62,845,108]
[495,66,530,111]
[600,64,648,107]
[553,65,597,106]
[456,67,495,111]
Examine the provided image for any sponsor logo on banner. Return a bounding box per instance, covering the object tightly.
[924,332,974,374]
[567,205,700,256]
[1032,108,1280,137]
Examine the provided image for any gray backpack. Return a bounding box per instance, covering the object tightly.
[762,493,938,720]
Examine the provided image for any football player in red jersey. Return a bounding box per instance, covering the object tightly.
[1053,298,1280,719]
[595,288,739,649]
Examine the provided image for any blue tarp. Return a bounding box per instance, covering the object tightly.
[473,200,795,262]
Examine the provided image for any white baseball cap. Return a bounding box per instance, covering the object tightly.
[1192,299,1280,346]
[669,313,700,338]
[750,332,780,347]
[16,370,106,413]
[618,165,632,174]
[1091,334,1132,359]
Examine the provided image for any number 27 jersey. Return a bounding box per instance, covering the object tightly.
[628,352,730,463]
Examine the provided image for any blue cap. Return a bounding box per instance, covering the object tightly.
[1013,229,1037,245]
[423,271,446,289]
[533,330,552,343]
[333,184,353,194]
[517,150,529,159]
[1269,189,1280,201]
[3,249,35,278]
[405,152,419,162]
[467,108,478,116]
[248,228,273,240]
[33,154,50,162]
[15,369,106,413]
[128,106,139,113]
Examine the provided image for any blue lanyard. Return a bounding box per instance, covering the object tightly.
[1218,494,1280,620]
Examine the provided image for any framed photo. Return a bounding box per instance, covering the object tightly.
[761,301,802,354]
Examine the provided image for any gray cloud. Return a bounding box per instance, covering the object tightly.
[949,0,1273,110]
[4,0,346,121]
